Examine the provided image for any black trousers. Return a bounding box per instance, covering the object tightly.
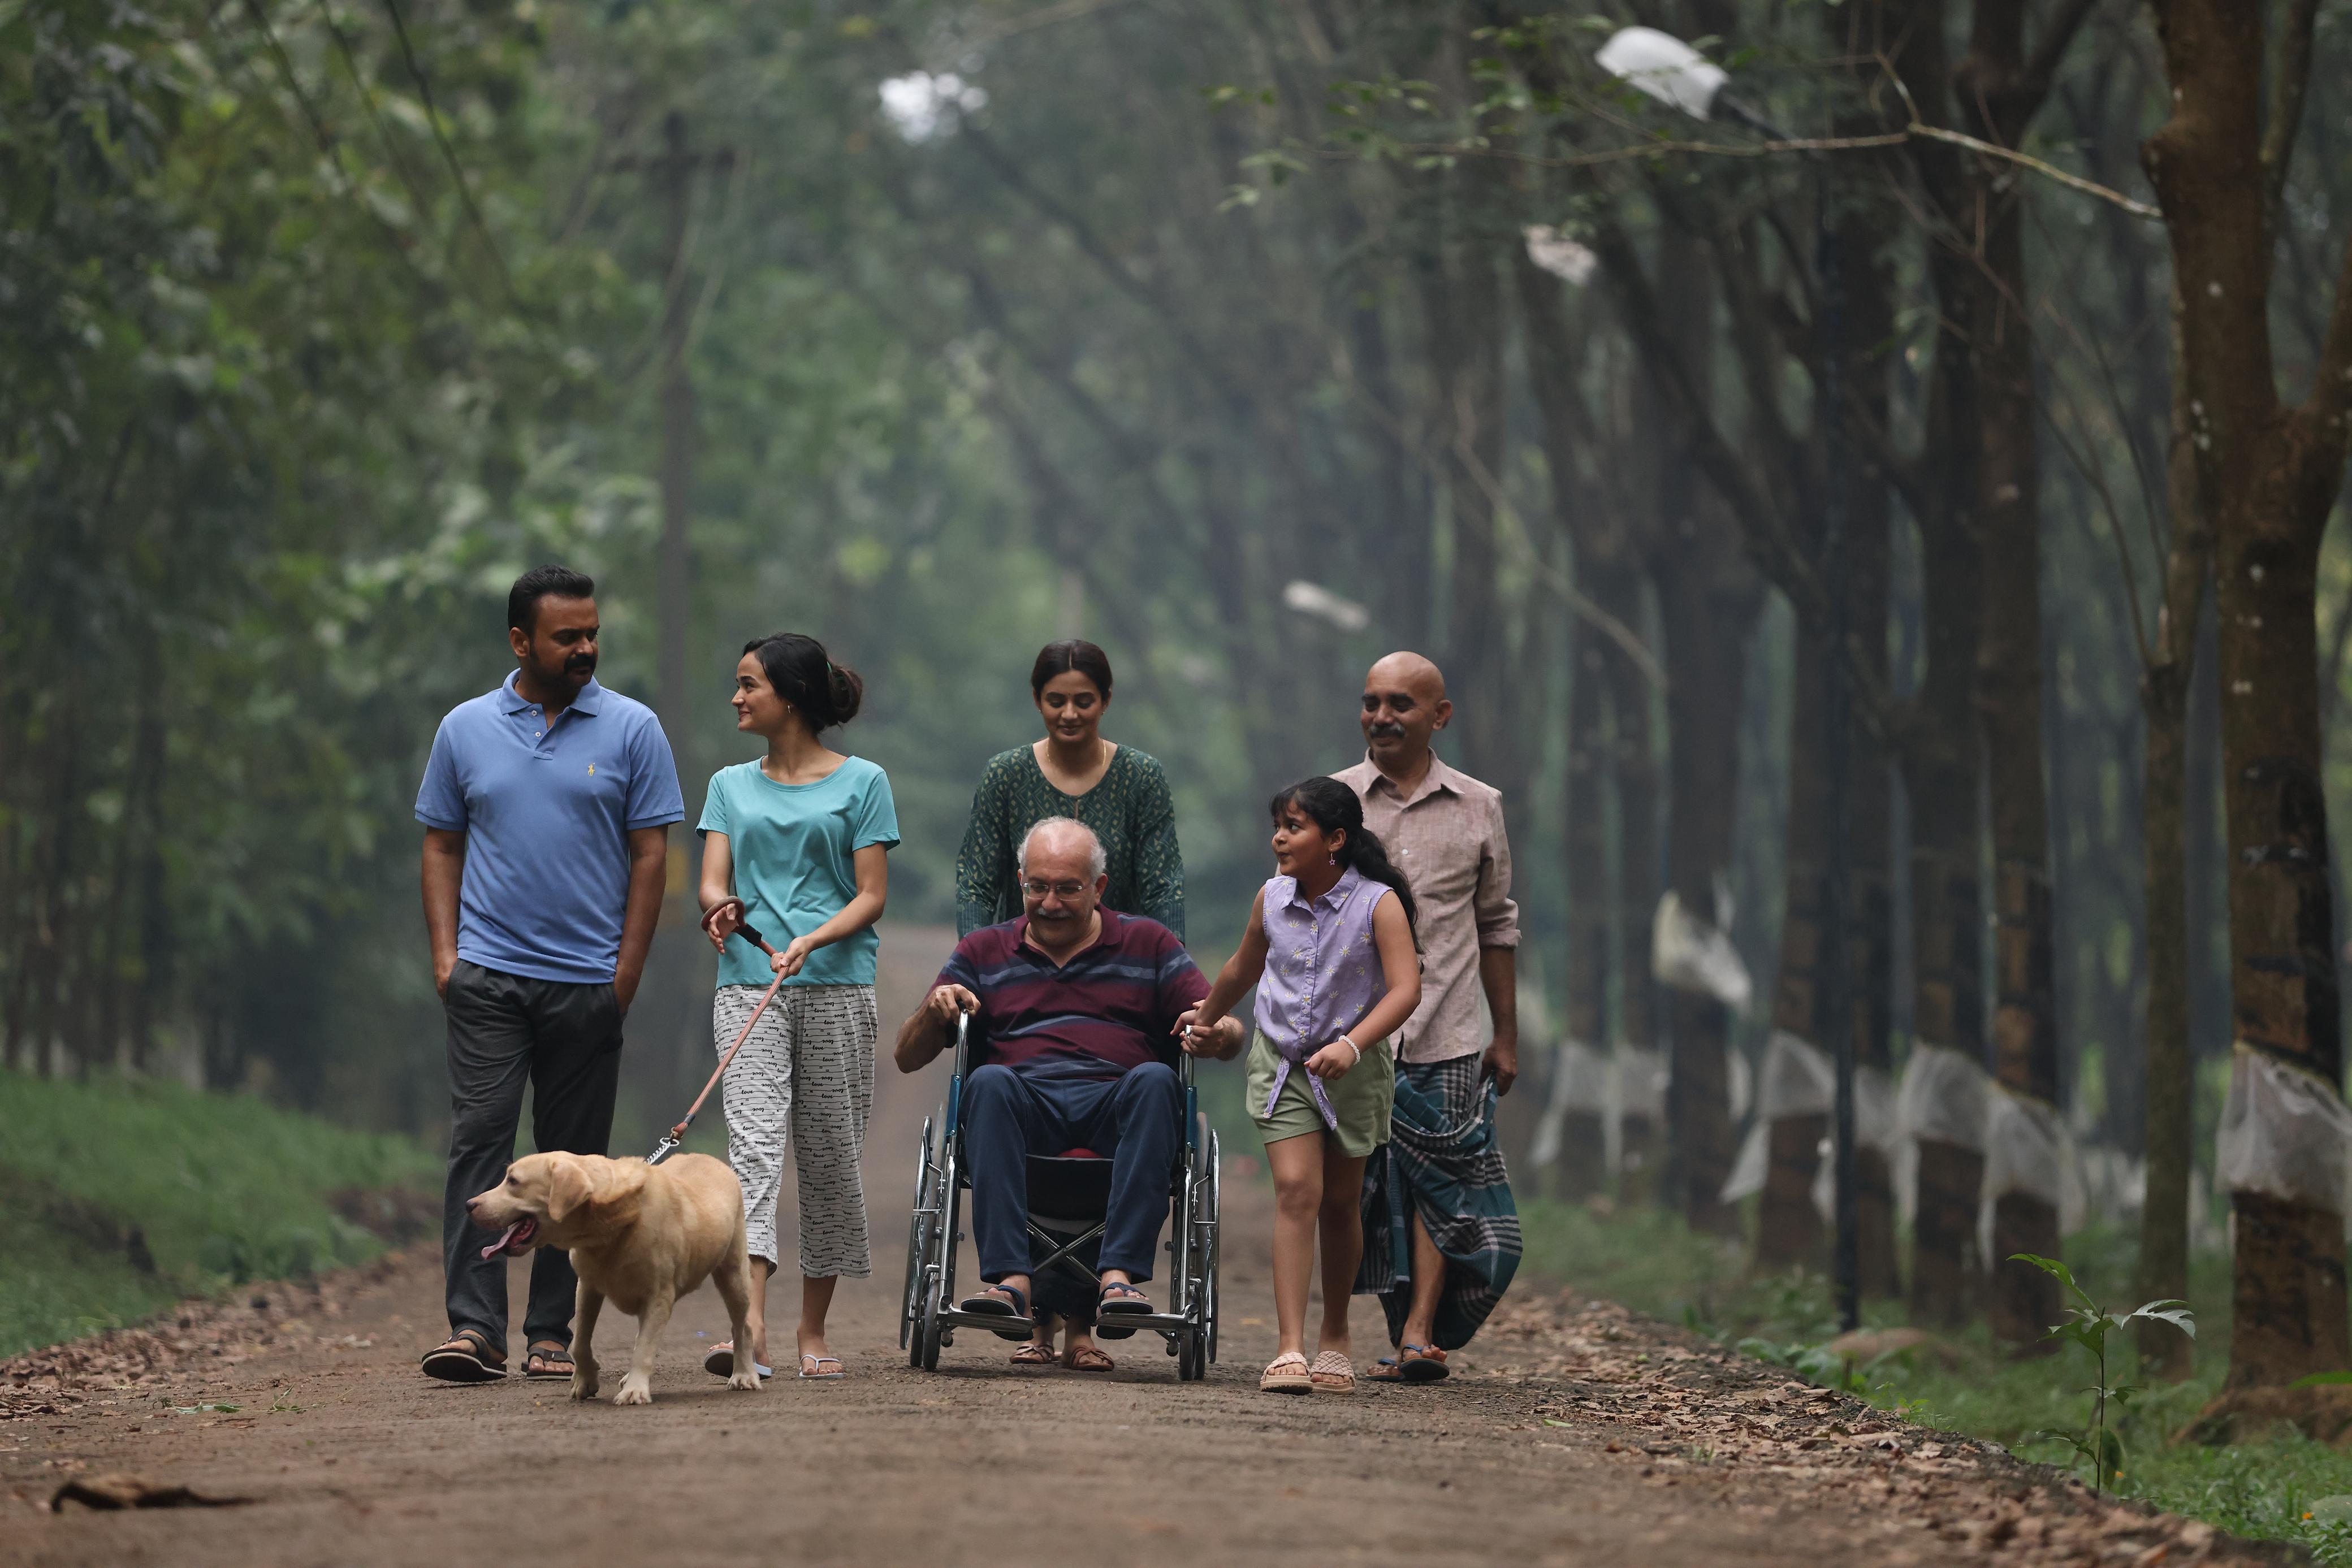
[440,960,622,1349]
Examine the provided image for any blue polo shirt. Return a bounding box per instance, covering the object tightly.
[416,672,685,985]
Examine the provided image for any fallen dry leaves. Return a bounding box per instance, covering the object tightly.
[1464,1287,2263,1566]
[1,1248,420,1424]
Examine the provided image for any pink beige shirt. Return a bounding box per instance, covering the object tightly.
[1334,753,1520,1065]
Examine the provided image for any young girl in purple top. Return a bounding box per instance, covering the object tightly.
[1181,777,1421,1394]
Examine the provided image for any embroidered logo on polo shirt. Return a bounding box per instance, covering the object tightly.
[587,764,596,776]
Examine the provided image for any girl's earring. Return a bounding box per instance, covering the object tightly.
[1328,852,1337,867]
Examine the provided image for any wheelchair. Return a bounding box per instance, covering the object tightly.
[900,1012,1221,1379]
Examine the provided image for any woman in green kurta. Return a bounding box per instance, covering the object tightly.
[956,638,1184,1372]
[954,639,1184,941]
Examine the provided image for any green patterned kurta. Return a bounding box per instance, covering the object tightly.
[954,744,1185,939]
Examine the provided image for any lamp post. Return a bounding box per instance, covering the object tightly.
[1597,28,1860,1332]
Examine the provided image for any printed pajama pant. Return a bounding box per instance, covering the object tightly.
[713,982,877,1278]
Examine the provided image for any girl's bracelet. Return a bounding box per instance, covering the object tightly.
[1337,1035,1362,1066]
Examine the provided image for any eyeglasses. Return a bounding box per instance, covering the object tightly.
[1021,879,1089,899]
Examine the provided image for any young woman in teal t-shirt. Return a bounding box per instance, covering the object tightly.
[697,632,898,1380]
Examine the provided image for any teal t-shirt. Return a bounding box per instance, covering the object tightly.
[698,756,900,989]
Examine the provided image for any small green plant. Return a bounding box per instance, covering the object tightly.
[2011,1252,2196,1495]
[1736,1335,1873,1393]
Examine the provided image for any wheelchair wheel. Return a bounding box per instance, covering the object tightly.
[900,1115,936,1353]
[918,1255,946,1372]
[916,1147,961,1372]
[1204,1128,1222,1365]
[1178,1325,1205,1381]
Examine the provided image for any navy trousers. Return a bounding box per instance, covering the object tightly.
[963,1060,1181,1284]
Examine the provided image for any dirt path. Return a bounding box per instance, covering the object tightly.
[0,928,2269,1566]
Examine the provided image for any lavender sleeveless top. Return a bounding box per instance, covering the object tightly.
[1252,868,1392,1129]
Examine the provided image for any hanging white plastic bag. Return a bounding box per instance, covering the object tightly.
[1616,1046,1670,1121]
[1809,1065,1900,1222]
[1895,1042,1994,1224]
[1651,890,1753,1012]
[1530,1039,1612,1171]
[2213,1042,2352,1212]
[1898,1043,1994,1151]
[1978,1089,2084,1259]
[1720,1032,1834,1205]
[1614,1045,1670,1179]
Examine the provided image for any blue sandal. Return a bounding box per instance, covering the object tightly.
[958,1281,1034,1340]
[1095,1281,1152,1340]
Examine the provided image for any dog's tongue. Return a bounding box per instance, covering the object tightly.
[479,1220,528,1261]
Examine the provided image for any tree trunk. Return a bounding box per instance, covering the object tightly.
[2137,632,2198,1378]
[2143,0,2352,1405]
[1903,425,1988,1324]
[1658,552,1757,1236]
[1971,112,2063,1357]
[1758,624,1832,1271]
[1607,583,1663,1205]
[1833,200,1901,1299]
[2136,306,2215,1382]
[1560,612,1616,1201]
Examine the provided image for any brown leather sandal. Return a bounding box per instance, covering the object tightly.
[421,1328,505,1383]
[524,1341,573,1379]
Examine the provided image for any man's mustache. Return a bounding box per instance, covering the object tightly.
[1368,722,1406,738]
[563,652,598,674]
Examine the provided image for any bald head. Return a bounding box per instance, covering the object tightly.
[1017,816,1110,947]
[1368,651,1446,704]
[1361,650,1452,783]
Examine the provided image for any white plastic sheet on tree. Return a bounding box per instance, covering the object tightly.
[1893,1042,1995,1224]
[1616,1047,1670,1121]
[2075,1145,2146,1228]
[1977,1089,2086,1263]
[1808,1065,1901,1222]
[1720,1030,1835,1204]
[1898,1043,1995,1151]
[1651,890,1753,1012]
[1529,1039,1612,1171]
[2214,1041,2352,1212]
[1612,1045,1671,1178]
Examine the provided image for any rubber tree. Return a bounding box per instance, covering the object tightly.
[1874,0,2103,1347]
[1644,219,1761,1237]
[2142,0,2352,1411]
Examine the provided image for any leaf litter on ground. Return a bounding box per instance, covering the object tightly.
[1465,1284,2273,1565]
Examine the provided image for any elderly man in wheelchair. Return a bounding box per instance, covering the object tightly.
[894,817,1242,1367]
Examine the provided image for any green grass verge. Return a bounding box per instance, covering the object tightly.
[1520,1196,2352,1563]
[0,1068,438,1359]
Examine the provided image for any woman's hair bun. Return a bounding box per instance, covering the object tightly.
[741,633,863,731]
[826,661,864,726]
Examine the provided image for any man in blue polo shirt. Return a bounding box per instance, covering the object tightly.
[414,564,684,1384]
[895,818,1240,1339]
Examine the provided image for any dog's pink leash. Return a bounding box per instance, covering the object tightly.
[646,898,786,1166]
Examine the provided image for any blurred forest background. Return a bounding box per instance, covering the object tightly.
[8,0,2352,1357]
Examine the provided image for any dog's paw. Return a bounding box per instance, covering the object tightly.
[611,1374,653,1406]
[569,1368,599,1402]
[728,1368,762,1392]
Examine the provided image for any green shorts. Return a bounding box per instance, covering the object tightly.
[1246,1030,1394,1159]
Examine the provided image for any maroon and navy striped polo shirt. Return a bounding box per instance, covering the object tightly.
[937,911,1208,1076]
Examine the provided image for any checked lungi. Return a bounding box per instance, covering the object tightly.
[1356,1054,1521,1350]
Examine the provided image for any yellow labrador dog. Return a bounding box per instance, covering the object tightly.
[468,1152,760,1406]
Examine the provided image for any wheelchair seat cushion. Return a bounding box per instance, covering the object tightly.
[1025,1154,1116,1223]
